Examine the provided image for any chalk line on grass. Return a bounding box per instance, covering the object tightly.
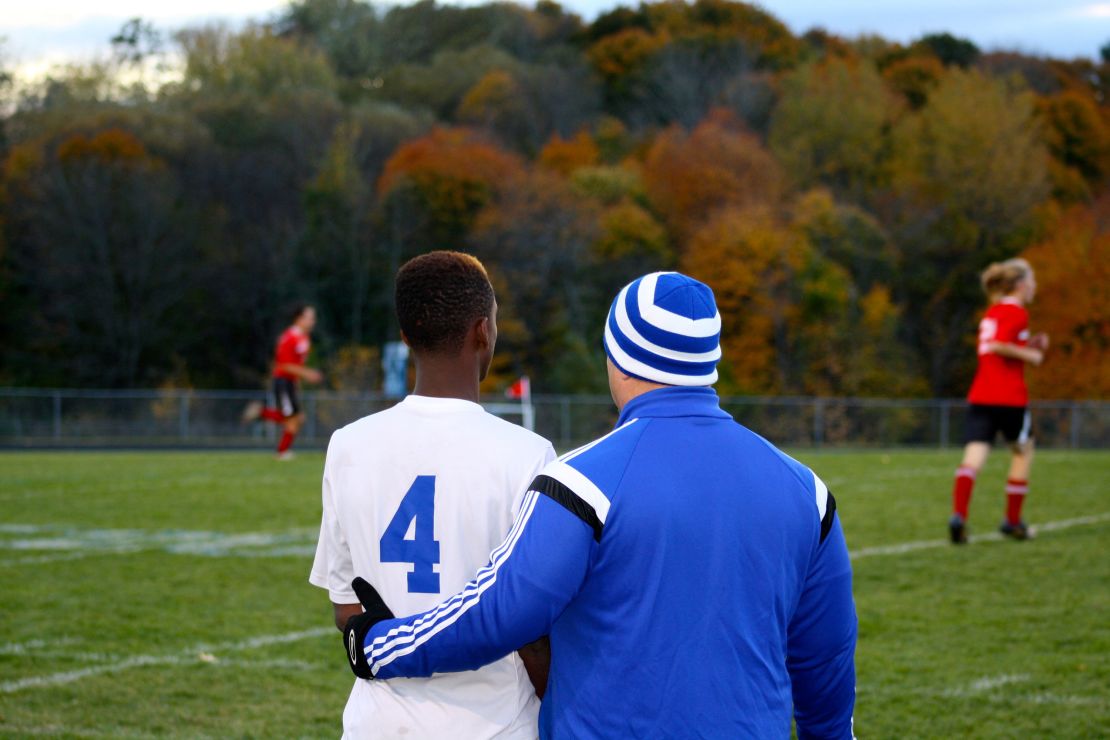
[861,675,1105,710]
[3,550,140,566]
[943,673,1031,696]
[0,524,318,564]
[850,511,1110,560]
[0,637,79,655]
[0,627,333,694]
[0,723,124,739]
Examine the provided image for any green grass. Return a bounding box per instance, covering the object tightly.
[1,450,1107,738]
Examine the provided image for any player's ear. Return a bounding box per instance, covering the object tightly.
[474,316,491,350]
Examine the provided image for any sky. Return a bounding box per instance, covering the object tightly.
[2,0,1108,81]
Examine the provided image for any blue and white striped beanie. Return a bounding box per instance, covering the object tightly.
[603,272,722,386]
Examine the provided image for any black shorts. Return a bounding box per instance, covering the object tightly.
[271,377,301,418]
[963,404,1031,445]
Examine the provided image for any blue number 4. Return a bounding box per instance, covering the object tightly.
[380,475,441,593]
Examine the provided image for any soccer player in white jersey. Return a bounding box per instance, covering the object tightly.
[310,251,555,738]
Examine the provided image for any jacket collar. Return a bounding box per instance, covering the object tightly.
[616,386,731,425]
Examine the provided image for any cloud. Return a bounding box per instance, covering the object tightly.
[1076,3,1110,17]
[3,2,285,30]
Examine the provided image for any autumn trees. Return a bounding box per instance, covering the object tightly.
[0,0,1107,400]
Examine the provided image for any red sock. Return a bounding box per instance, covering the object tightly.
[278,431,295,454]
[261,408,284,423]
[1005,478,1028,525]
[952,466,976,519]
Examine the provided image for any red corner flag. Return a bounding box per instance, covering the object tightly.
[506,375,531,400]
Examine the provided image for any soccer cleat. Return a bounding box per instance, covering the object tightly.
[241,400,263,424]
[949,514,968,544]
[999,520,1034,540]
[276,451,296,461]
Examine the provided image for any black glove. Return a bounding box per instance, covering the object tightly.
[343,577,396,679]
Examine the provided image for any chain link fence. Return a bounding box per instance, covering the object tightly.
[0,388,1107,451]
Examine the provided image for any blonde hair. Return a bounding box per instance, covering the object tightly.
[980,258,1032,300]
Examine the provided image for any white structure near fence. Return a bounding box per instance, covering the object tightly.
[0,388,1106,451]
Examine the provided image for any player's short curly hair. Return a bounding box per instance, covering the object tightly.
[395,251,494,354]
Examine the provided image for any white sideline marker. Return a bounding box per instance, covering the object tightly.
[942,673,1031,697]
[0,627,332,694]
[850,512,1110,560]
[0,525,318,565]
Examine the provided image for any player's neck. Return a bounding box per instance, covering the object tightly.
[411,354,481,403]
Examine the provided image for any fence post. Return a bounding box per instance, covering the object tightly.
[179,393,190,441]
[939,400,950,448]
[1070,401,1080,450]
[813,398,824,448]
[53,390,62,440]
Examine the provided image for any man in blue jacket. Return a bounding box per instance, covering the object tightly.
[344,272,857,738]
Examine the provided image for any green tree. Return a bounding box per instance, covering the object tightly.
[277,0,382,85]
[377,44,517,119]
[174,25,339,99]
[887,68,1050,393]
[791,188,897,291]
[469,170,601,390]
[2,128,199,385]
[300,102,429,347]
[913,32,979,68]
[769,57,899,199]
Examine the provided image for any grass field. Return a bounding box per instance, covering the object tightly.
[1,449,1107,738]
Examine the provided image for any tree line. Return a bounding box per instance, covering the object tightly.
[0,0,1107,399]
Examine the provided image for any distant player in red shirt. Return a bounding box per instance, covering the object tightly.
[949,259,1048,543]
[243,303,324,459]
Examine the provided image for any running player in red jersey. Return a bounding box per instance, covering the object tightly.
[949,259,1049,543]
[243,303,324,459]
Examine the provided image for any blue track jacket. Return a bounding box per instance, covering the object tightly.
[363,387,856,738]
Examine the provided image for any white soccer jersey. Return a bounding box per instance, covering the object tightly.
[310,394,555,739]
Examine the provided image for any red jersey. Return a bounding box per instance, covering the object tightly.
[272,326,311,380]
[966,298,1030,407]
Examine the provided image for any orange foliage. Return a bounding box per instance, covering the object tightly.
[378,127,523,197]
[882,55,944,108]
[1022,199,1110,399]
[456,70,523,124]
[2,140,45,194]
[56,128,150,165]
[1037,90,1110,188]
[644,0,801,69]
[681,205,804,393]
[594,200,669,262]
[538,131,600,176]
[642,109,783,243]
[587,28,668,83]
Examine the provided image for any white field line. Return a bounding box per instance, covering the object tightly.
[0,627,332,694]
[850,512,1110,560]
[0,723,123,738]
[942,673,1031,696]
[0,637,80,655]
[861,672,1106,708]
[3,550,141,566]
[0,524,318,565]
